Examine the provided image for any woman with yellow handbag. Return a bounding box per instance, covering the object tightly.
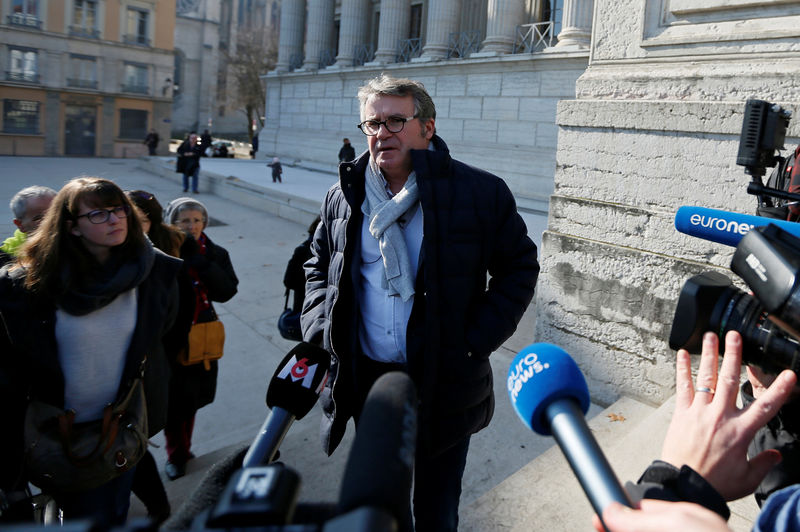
[163,198,238,480]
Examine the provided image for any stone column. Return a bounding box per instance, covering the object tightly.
[479,0,526,54]
[370,0,410,64]
[418,0,462,60]
[301,0,335,70]
[275,0,306,73]
[554,0,593,49]
[333,0,370,67]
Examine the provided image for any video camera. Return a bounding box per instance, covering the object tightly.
[669,99,800,375]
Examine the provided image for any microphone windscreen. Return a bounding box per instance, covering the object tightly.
[266,342,331,420]
[338,371,417,522]
[674,206,800,247]
[507,343,590,436]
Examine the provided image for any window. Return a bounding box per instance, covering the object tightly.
[545,0,563,36]
[119,109,147,139]
[409,4,422,40]
[8,48,38,83]
[173,51,184,95]
[71,0,99,37]
[68,55,97,89]
[125,7,150,46]
[9,0,40,28]
[122,63,148,93]
[3,99,40,133]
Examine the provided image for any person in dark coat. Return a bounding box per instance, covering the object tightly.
[302,74,539,532]
[0,177,181,527]
[199,129,212,156]
[268,157,283,183]
[143,129,160,156]
[126,190,187,524]
[162,197,239,481]
[338,138,356,163]
[177,133,202,194]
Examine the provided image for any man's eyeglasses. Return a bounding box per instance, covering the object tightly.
[357,115,418,136]
[75,205,130,224]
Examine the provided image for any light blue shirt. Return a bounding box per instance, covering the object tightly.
[358,203,423,363]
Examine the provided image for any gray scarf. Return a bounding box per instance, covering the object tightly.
[361,158,420,301]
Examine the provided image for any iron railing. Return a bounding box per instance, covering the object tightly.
[447,30,481,59]
[6,71,40,83]
[7,13,41,28]
[353,44,374,66]
[67,78,99,89]
[396,38,422,63]
[69,25,100,38]
[513,21,554,53]
[121,83,149,94]
[288,52,304,71]
[123,34,151,47]
[320,49,336,68]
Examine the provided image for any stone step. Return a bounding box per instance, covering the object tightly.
[461,394,761,531]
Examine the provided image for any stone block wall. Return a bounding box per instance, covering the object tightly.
[260,51,588,212]
[534,0,800,405]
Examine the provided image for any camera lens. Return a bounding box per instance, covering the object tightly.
[669,271,800,374]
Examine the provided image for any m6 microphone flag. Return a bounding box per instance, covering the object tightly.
[243,342,330,468]
[507,343,632,526]
[266,341,330,419]
[675,206,800,247]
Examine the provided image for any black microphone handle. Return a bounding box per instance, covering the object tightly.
[242,407,295,468]
[546,399,633,522]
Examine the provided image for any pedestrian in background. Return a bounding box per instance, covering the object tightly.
[162,198,238,481]
[177,133,202,194]
[338,138,356,163]
[143,129,160,156]
[268,157,283,183]
[251,133,259,159]
[199,130,212,157]
[0,177,181,526]
[126,189,188,524]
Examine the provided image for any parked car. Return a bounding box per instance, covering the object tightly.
[210,140,235,158]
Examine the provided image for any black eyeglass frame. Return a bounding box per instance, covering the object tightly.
[75,205,131,224]
[357,115,419,136]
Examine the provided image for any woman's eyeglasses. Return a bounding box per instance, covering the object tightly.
[76,205,131,224]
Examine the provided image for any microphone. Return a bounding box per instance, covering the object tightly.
[337,371,417,528]
[675,206,800,247]
[242,342,330,468]
[508,343,632,528]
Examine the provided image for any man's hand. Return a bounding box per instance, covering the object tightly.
[660,331,796,501]
[592,500,731,532]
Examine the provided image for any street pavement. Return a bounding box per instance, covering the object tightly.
[0,155,564,529]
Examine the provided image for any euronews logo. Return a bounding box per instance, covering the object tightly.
[507,352,550,403]
[689,213,754,236]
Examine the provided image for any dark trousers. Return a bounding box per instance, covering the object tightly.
[53,467,136,527]
[353,354,470,532]
[164,411,197,464]
[131,450,170,516]
[182,167,200,193]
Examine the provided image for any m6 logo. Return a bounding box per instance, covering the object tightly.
[277,355,318,389]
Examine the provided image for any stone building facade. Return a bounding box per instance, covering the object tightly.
[0,0,175,156]
[172,0,279,137]
[535,0,800,406]
[261,0,591,214]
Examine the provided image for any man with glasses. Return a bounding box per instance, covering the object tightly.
[302,74,540,531]
[1,185,56,266]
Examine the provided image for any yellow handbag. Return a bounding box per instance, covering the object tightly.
[179,320,225,370]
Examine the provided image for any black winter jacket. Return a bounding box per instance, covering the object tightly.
[302,136,540,458]
[0,251,181,491]
[167,233,238,418]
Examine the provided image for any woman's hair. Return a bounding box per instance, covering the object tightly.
[126,190,185,257]
[19,177,146,295]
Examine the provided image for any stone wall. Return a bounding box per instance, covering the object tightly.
[260,50,588,212]
[534,0,800,405]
